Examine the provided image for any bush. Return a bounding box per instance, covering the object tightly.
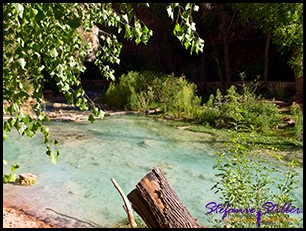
[159,74,202,118]
[105,71,202,119]
[105,71,166,110]
[197,73,282,132]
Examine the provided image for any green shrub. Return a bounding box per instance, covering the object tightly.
[105,71,202,119]
[159,74,202,118]
[105,71,166,110]
[197,94,220,127]
[197,73,282,132]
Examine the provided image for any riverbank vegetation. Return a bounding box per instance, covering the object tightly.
[101,70,303,143]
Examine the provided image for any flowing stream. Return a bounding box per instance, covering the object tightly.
[3,115,303,227]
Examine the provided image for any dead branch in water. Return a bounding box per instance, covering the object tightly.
[111,178,137,228]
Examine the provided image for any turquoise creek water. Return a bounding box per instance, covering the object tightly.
[3,115,303,227]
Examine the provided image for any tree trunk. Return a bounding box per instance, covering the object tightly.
[264,32,271,83]
[127,167,202,228]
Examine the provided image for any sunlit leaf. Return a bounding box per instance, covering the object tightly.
[167,6,174,20]
[50,47,58,58]
[13,3,24,18]
[7,173,17,182]
[17,58,26,69]
[193,4,199,12]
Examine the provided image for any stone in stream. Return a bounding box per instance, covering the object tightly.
[19,173,37,186]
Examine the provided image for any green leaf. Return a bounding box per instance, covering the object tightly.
[167,6,174,20]
[38,114,46,121]
[3,159,8,166]
[31,8,38,16]
[122,14,128,23]
[16,37,25,47]
[136,36,141,44]
[11,164,19,172]
[41,126,49,135]
[50,48,58,58]
[7,173,17,182]
[142,25,149,34]
[176,33,184,41]
[22,115,31,123]
[44,136,49,143]
[35,4,47,20]
[184,40,190,49]
[14,3,24,18]
[14,120,22,131]
[88,114,95,123]
[193,4,199,12]
[65,93,74,105]
[80,102,88,111]
[174,23,182,36]
[98,110,105,119]
[185,3,192,10]
[17,58,26,69]
[25,129,35,138]
[38,65,45,72]
[50,151,59,165]
[92,106,99,115]
[182,11,189,19]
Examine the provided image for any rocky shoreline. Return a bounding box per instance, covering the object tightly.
[3,205,55,228]
[3,102,143,123]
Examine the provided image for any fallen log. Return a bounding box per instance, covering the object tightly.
[127,167,202,228]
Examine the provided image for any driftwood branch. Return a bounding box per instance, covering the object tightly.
[111,178,137,228]
[127,167,202,228]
